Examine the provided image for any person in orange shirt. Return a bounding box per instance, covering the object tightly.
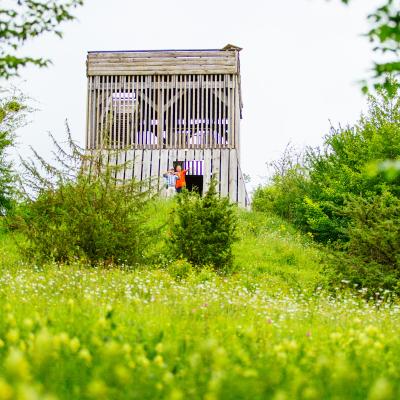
[175,164,189,193]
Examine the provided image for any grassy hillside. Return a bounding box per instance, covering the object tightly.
[0,209,399,399]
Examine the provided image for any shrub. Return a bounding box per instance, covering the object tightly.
[167,259,193,280]
[11,127,154,265]
[325,192,400,295]
[167,179,238,270]
[0,92,28,215]
[252,167,307,224]
[257,82,400,243]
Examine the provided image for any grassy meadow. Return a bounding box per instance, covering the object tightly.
[0,206,399,399]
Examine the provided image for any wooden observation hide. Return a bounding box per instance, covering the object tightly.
[85,45,249,206]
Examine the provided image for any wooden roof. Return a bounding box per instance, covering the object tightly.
[86,46,242,76]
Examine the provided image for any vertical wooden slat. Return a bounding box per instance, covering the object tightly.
[186,149,194,164]
[112,76,117,149]
[116,150,126,181]
[234,75,240,158]
[217,74,222,148]
[159,75,164,149]
[139,75,144,148]
[200,76,204,149]
[151,149,160,190]
[160,149,168,177]
[204,149,212,193]
[214,75,218,148]
[145,76,149,148]
[128,76,133,147]
[125,149,134,181]
[212,148,221,195]
[170,76,174,148]
[196,75,200,148]
[182,75,187,148]
[222,75,227,148]
[232,75,237,150]
[104,75,110,147]
[207,75,212,148]
[191,75,195,149]
[168,148,177,171]
[173,76,177,148]
[229,149,238,202]
[134,149,143,181]
[220,149,229,197]
[117,76,123,149]
[152,75,156,148]
[86,76,92,149]
[177,149,185,166]
[122,76,127,148]
[109,76,114,148]
[238,167,246,207]
[227,75,232,148]
[141,149,152,185]
[100,76,104,147]
[165,76,170,149]
[132,76,138,147]
[95,77,100,148]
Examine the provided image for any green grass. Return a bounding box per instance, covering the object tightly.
[0,208,399,399]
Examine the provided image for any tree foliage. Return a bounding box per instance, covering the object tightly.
[1,0,84,78]
[168,179,238,270]
[338,0,400,90]
[255,81,400,293]
[11,125,155,265]
[0,90,28,215]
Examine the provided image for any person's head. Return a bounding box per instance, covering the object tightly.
[176,165,182,172]
[168,168,174,174]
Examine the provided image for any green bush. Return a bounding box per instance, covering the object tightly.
[325,192,400,295]
[10,129,153,265]
[0,93,28,215]
[14,174,151,265]
[167,258,193,280]
[257,82,400,243]
[255,81,400,292]
[252,167,307,225]
[167,179,238,270]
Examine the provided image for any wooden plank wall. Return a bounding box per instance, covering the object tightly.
[87,50,238,76]
[95,148,249,207]
[86,74,240,152]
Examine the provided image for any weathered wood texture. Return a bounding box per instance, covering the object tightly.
[85,47,249,206]
[87,50,238,76]
[86,74,241,151]
[93,148,249,207]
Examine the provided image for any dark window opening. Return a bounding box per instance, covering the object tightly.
[186,175,203,196]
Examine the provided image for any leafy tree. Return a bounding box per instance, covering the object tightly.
[337,0,400,90]
[168,180,238,270]
[12,125,155,265]
[0,91,28,215]
[1,0,84,78]
[256,81,400,242]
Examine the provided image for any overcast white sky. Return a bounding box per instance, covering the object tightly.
[9,0,378,190]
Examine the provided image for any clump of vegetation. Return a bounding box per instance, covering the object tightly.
[168,179,237,271]
[12,126,154,265]
[254,81,400,294]
[0,91,28,215]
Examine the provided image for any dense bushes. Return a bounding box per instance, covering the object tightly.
[15,173,152,265]
[168,180,237,270]
[11,130,154,265]
[9,129,238,270]
[254,83,400,293]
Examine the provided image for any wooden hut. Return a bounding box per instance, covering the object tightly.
[85,44,249,206]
